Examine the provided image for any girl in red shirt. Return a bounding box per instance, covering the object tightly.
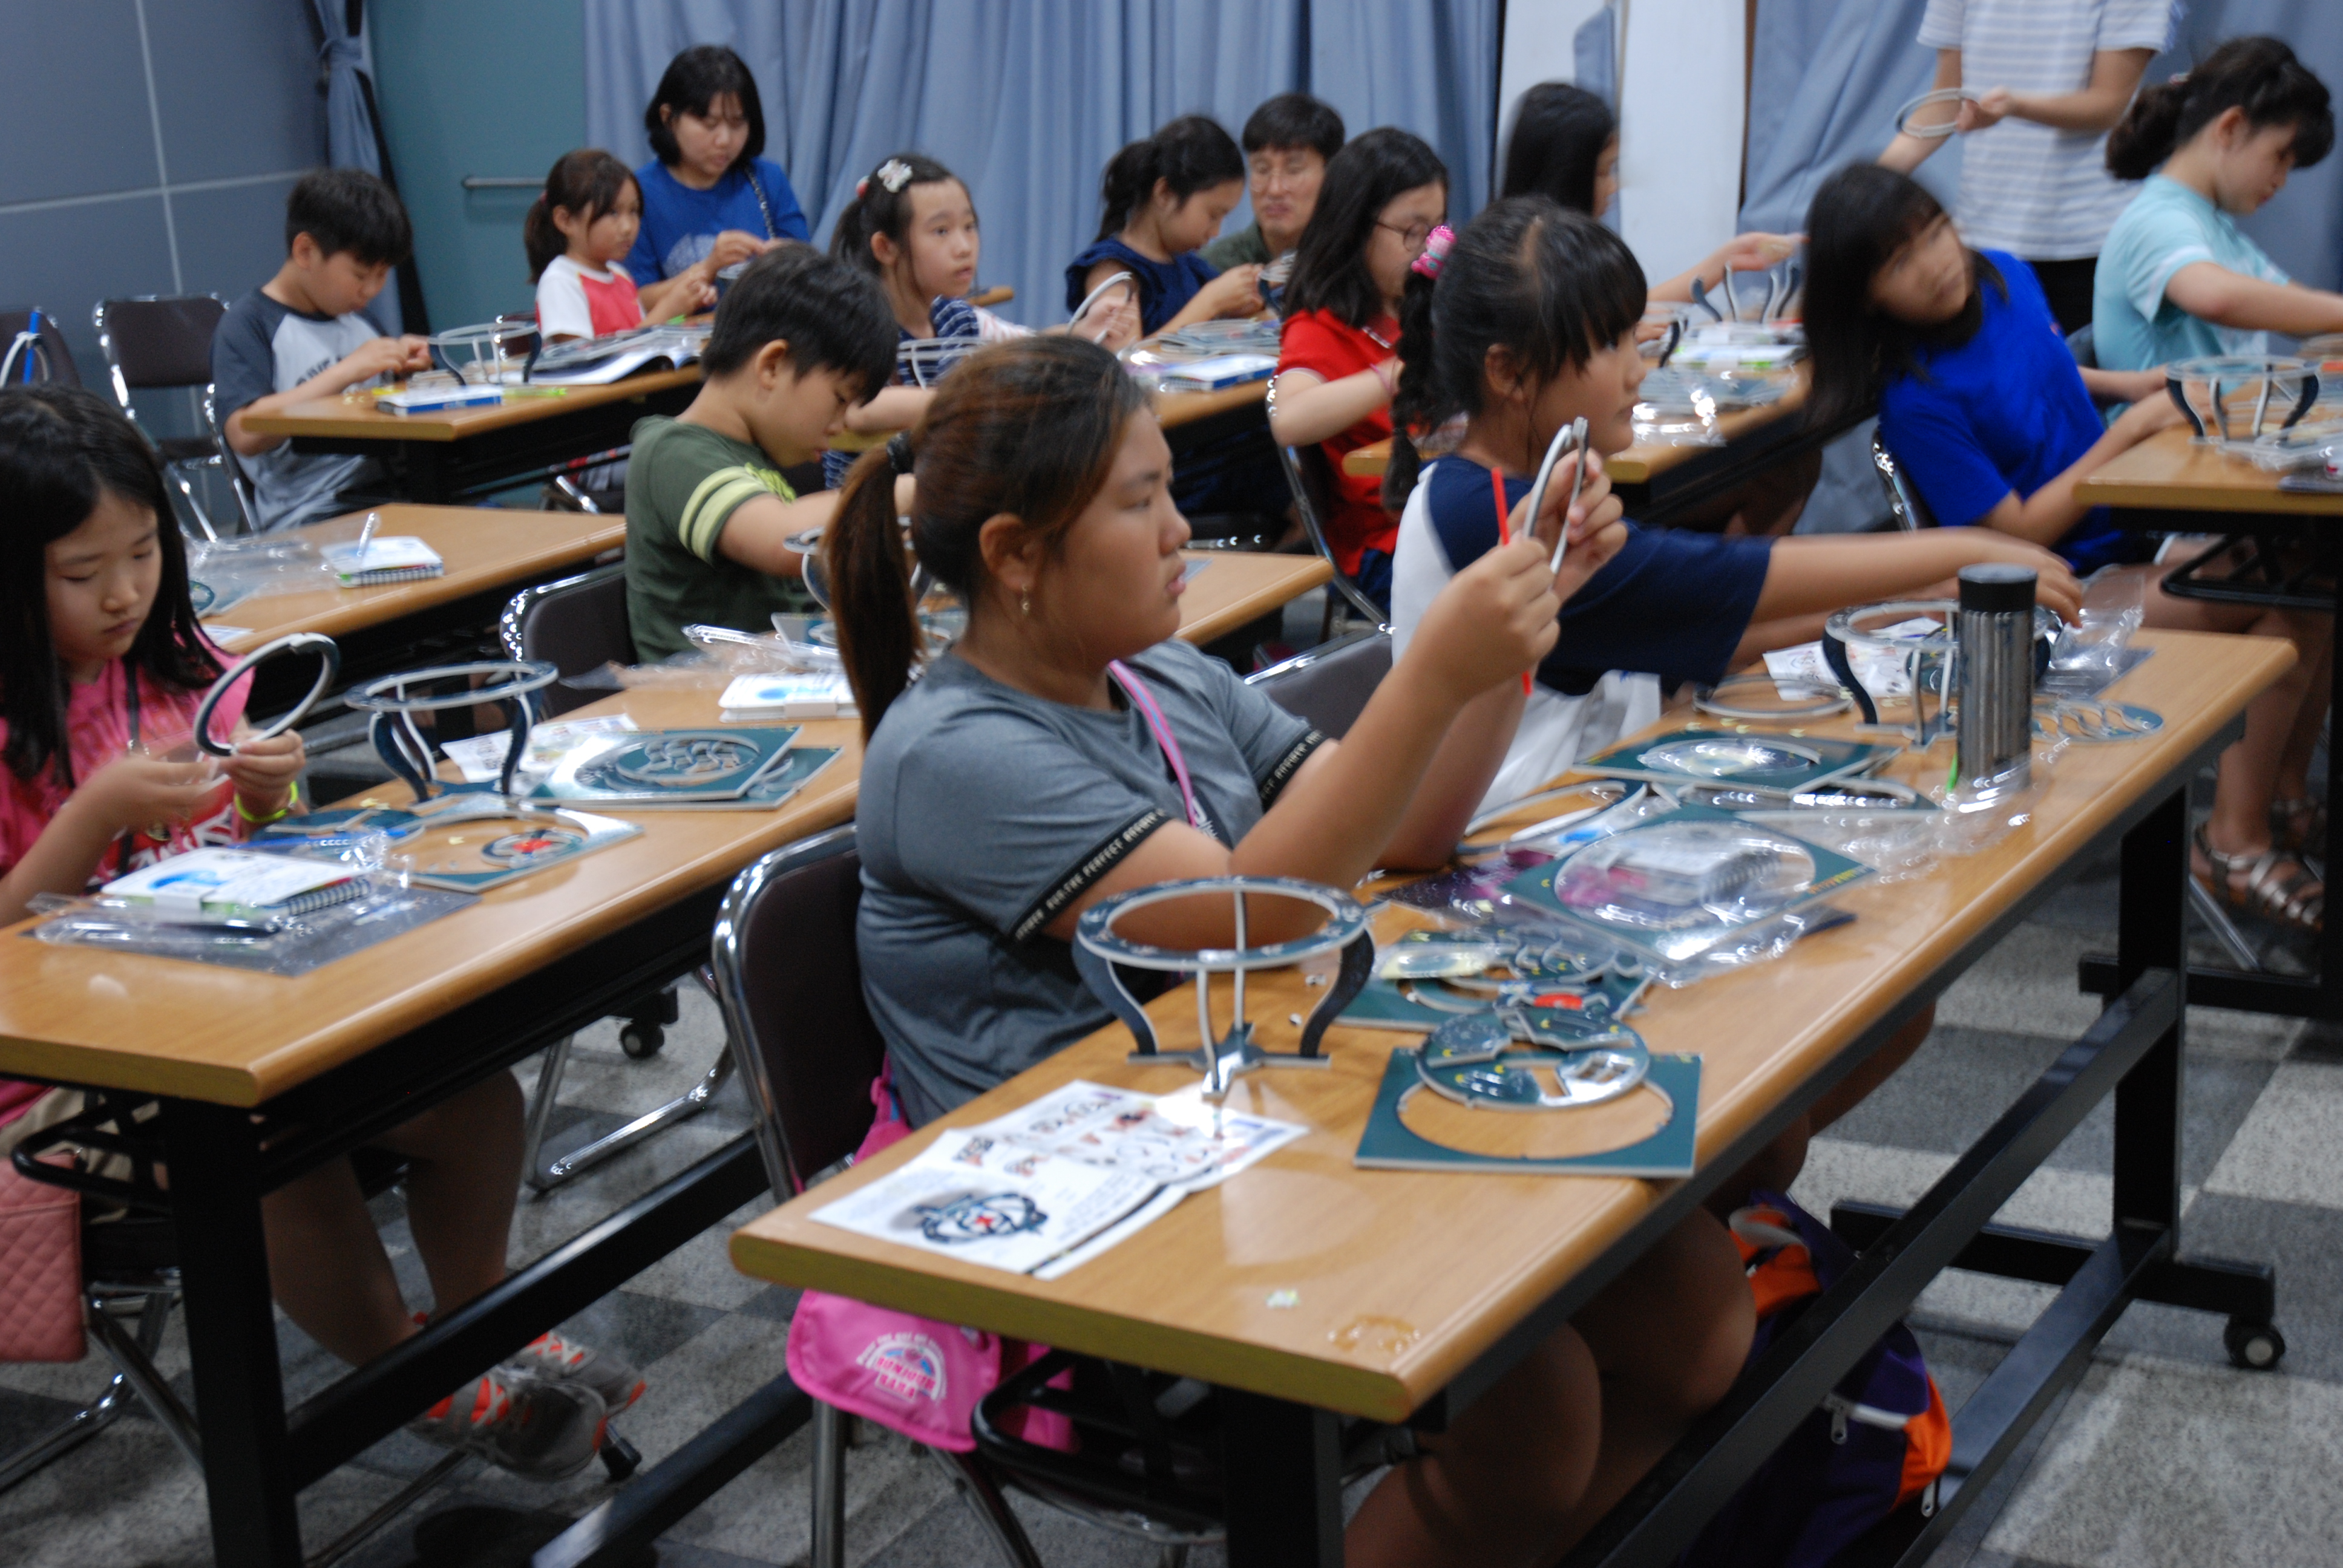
[1270,128,1447,609]
[528,149,717,342]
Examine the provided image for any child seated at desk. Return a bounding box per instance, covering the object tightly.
[624,246,909,660]
[819,151,1139,487]
[1066,114,1265,336]
[1270,126,1450,611]
[1806,162,2333,934]
[0,387,639,1478]
[527,149,718,342]
[626,44,811,286]
[2093,36,2343,367]
[212,169,431,532]
[823,335,1753,1567]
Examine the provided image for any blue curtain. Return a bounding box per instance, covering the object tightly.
[312,0,421,332]
[582,0,1499,327]
[1740,0,1949,236]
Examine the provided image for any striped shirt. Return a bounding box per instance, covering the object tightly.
[1918,0,2176,260]
[624,415,818,661]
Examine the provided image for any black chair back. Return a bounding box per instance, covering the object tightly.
[1869,433,1937,533]
[0,309,80,386]
[1247,628,1392,739]
[711,829,889,1195]
[94,296,225,391]
[500,566,632,716]
[1274,443,1391,629]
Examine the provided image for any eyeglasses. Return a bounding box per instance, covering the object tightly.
[1376,218,1437,252]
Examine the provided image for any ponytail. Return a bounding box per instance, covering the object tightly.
[1381,265,1441,513]
[2106,36,2335,182]
[1095,115,1243,241]
[526,149,637,282]
[826,338,1149,738]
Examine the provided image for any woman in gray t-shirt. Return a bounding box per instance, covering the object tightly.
[821,336,1754,1567]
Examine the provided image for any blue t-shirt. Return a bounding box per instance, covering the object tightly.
[2093,174,2292,370]
[1877,252,2140,574]
[1064,237,1218,336]
[626,157,810,282]
[1412,454,1772,693]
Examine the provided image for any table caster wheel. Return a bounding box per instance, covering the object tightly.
[599,1431,643,1480]
[2224,1318,2285,1371]
[619,1022,665,1059]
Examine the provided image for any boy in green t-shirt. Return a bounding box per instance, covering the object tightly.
[626,246,906,659]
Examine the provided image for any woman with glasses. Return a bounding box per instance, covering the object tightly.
[1270,127,1448,610]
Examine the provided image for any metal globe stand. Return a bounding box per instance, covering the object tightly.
[193,632,340,757]
[1073,876,1374,1098]
[344,660,560,802]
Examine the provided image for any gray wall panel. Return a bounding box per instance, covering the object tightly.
[0,0,162,204]
[144,0,329,185]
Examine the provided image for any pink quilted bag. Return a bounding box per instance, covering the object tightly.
[0,1151,84,1362]
[786,1070,1070,1453]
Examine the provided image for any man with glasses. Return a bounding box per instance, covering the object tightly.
[1204,94,1347,272]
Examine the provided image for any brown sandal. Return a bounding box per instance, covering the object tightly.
[2195,826,2324,933]
[2270,797,2327,861]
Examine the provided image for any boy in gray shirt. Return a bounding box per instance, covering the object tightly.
[213,168,431,531]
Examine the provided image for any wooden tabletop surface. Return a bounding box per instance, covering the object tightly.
[2076,426,2343,517]
[1342,365,1810,486]
[0,550,1331,1106]
[732,629,2289,1421]
[831,377,1267,456]
[199,505,625,655]
[236,368,703,443]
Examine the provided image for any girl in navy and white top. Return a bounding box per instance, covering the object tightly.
[1065,116,1265,337]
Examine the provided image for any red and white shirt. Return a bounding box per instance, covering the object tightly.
[536,255,644,340]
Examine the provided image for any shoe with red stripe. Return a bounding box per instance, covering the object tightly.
[407,1367,605,1479]
[504,1331,645,1418]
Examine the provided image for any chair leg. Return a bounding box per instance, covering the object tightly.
[530,1048,735,1193]
[811,1400,848,1568]
[520,1036,574,1194]
[164,461,220,542]
[929,1448,1046,1568]
[2188,875,2266,971]
[87,1287,201,1471]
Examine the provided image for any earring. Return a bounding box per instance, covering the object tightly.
[1020,593,1032,617]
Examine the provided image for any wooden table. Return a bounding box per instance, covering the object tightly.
[2073,427,2343,1021]
[830,377,1268,457]
[734,629,2291,1565]
[238,368,700,505]
[0,540,1336,1564]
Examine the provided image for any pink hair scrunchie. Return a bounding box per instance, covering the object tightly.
[1411,224,1457,280]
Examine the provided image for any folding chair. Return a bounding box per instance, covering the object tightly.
[1246,627,1392,739]
[0,307,81,387]
[92,296,248,538]
[1275,443,1391,635]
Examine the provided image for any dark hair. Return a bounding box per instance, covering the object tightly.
[1283,128,1449,329]
[1095,114,1245,241]
[1501,82,1619,215]
[1383,197,1645,509]
[828,153,965,279]
[2107,35,2334,181]
[525,149,638,281]
[701,246,897,397]
[644,44,767,170]
[1801,163,2005,431]
[284,168,412,266]
[824,338,1149,734]
[0,387,217,786]
[1241,93,1346,159]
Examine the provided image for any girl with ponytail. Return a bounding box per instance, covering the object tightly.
[1065,115,1263,336]
[2094,35,2343,369]
[825,330,1766,1568]
[1268,126,1447,609]
[526,149,715,342]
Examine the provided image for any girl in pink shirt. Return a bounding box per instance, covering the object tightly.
[528,149,716,341]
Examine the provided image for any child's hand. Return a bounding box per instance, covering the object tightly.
[1075,291,1140,350]
[706,230,768,272]
[395,335,433,371]
[1196,265,1263,319]
[224,731,305,813]
[1514,452,1623,561]
[1411,536,1564,702]
[337,338,426,387]
[70,752,223,838]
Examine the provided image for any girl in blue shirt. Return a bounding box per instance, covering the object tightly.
[1066,116,1265,336]
[625,45,810,286]
[1806,163,2332,934]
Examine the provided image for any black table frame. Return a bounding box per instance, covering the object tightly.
[2071,504,2343,1020]
[284,378,698,506]
[1211,714,2281,1567]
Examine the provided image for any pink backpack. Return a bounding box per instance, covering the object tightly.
[785,1070,1070,1452]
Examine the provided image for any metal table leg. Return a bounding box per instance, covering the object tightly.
[1218,1388,1343,1567]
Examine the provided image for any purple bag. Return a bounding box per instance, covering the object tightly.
[1678,1191,1951,1568]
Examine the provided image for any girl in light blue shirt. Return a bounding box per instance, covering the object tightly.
[2094,36,2343,368]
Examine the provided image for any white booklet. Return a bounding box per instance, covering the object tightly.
[718,671,858,720]
[811,1080,1307,1278]
[320,535,445,586]
[101,846,355,921]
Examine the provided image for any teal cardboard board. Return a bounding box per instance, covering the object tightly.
[1354,1048,1702,1176]
[1342,973,1649,1034]
[1575,726,1892,791]
[529,727,801,806]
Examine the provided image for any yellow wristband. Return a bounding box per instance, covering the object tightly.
[235,779,300,825]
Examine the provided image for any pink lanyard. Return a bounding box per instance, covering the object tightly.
[1107,659,1210,834]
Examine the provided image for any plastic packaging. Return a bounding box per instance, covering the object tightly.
[186,534,333,616]
[2044,570,2145,691]
[29,874,471,976]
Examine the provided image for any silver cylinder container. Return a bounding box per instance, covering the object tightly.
[1956,564,2037,800]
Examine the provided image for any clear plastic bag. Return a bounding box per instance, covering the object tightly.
[186,534,333,615]
[2044,570,2145,692]
[29,874,472,976]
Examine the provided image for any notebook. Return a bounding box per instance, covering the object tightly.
[100,847,360,923]
[320,536,445,586]
[718,671,858,721]
[1145,353,1276,394]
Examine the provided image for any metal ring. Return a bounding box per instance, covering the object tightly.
[1076,875,1369,972]
[345,660,559,714]
[1694,671,1853,722]
[192,632,340,757]
[1893,87,1982,139]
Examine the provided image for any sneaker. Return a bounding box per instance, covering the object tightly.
[408,1367,606,1480]
[503,1330,646,1417]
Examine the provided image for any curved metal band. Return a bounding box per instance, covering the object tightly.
[350,661,557,801]
[1693,671,1853,722]
[1892,87,1981,138]
[1075,875,1369,972]
[192,633,340,757]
